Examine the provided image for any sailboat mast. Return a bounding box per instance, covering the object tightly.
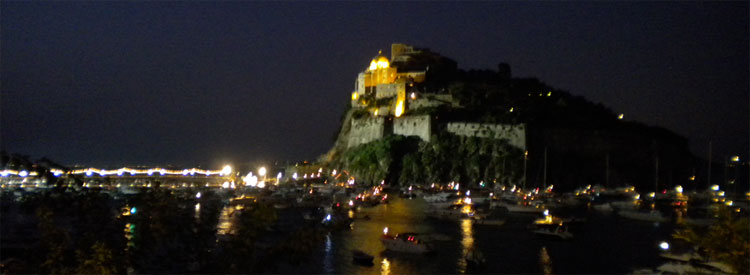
[605,154,610,188]
[707,141,712,188]
[655,156,659,192]
[543,147,547,189]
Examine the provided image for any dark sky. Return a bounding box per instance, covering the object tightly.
[1,2,748,168]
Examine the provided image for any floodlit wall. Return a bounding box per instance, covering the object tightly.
[394,115,432,142]
[446,123,526,149]
[376,83,404,99]
[348,117,385,148]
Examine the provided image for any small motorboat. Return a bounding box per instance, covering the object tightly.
[352,249,374,266]
[380,227,432,253]
[532,224,573,240]
[592,203,614,212]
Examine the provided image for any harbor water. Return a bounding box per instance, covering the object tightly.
[280,196,674,274]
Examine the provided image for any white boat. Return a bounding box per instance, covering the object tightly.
[532,224,573,240]
[656,261,732,274]
[472,216,506,226]
[593,203,614,212]
[491,201,546,213]
[426,204,475,220]
[618,210,669,223]
[657,251,735,274]
[423,192,453,203]
[469,196,489,205]
[380,232,432,253]
[610,200,639,210]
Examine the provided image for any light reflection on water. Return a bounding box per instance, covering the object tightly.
[380,258,390,275]
[459,218,474,272]
[324,233,333,273]
[307,196,675,274]
[217,205,233,235]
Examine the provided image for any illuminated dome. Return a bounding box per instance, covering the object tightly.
[369,51,390,71]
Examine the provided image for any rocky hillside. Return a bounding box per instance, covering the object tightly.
[323,47,694,192]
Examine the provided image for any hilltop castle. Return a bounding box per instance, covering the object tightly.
[338,43,525,152]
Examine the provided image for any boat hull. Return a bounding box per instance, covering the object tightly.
[380,238,431,253]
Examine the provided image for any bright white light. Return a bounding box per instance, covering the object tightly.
[718,191,725,197]
[222,181,230,188]
[383,227,389,235]
[659,241,669,250]
[465,190,470,196]
[711,185,720,191]
[196,192,202,199]
[726,200,733,206]
[463,197,472,204]
[648,192,655,198]
[19,170,29,177]
[325,214,331,221]
[318,168,323,173]
[409,186,412,191]
[86,170,93,177]
[454,183,460,190]
[292,173,298,180]
[130,207,137,214]
[543,209,549,216]
[332,169,337,176]
[675,185,683,193]
[348,200,354,207]
[222,165,232,176]
[277,172,282,179]
[258,181,265,188]
[258,167,266,177]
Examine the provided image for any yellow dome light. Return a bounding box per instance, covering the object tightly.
[352,92,358,100]
[369,60,378,71]
[377,56,389,69]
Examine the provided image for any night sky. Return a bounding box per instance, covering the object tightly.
[2,2,748,169]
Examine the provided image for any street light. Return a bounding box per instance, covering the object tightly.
[221,165,232,176]
[259,167,267,187]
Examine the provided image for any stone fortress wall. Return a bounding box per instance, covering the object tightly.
[393,115,432,142]
[345,43,526,151]
[347,117,385,148]
[446,122,526,149]
[375,83,404,99]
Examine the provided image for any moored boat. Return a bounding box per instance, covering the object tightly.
[532,224,573,240]
[426,203,476,220]
[618,210,669,223]
[380,227,432,253]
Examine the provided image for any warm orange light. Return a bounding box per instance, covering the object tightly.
[394,99,404,117]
